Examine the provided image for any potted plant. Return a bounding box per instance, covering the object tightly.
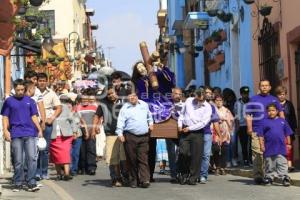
[218,29,227,41]
[217,11,233,23]
[29,0,44,7]
[211,31,222,42]
[243,0,255,4]
[207,59,221,72]
[214,51,225,65]
[207,9,218,17]
[259,4,272,17]
[204,37,218,52]
[18,5,27,15]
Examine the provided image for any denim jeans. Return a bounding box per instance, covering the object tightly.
[36,124,52,178]
[200,134,212,178]
[71,137,82,174]
[166,139,177,178]
[11,136,38,186]
[227,131,238,163]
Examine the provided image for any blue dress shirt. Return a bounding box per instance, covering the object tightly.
[116,100,154,136]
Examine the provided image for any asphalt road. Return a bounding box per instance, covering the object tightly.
[54,161,300,200]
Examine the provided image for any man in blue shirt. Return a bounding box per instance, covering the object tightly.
[116,91,153,188]
[1,79,43,192]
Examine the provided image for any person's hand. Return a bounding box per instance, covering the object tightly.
[118,135,125,143]
[178,127,182,132]
[91,132,96,140]
[41,122,46,131]
[149,124,154,132]
[38,130,43,138]
[182,127,189,133]
[247,130,254,136]
[3,130,11,142]
[45,117,55,125]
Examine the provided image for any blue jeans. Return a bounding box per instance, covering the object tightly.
[36,124,52,178]
[200,134,212,179]
[227,131,238,163]
[166,139,177,178]
[11,136,38,186]
[71,137,82,174]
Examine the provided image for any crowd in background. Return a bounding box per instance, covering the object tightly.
[1,66,297,192]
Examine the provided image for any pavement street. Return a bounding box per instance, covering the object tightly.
[1,161,300,200]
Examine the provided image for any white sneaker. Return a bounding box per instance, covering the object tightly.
[226,162,232,168]
[37,182,43,188]
[200,177,207,184]
[232,159,238,167]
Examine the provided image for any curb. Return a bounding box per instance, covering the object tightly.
[42,180,75,200]
[226,168,300,187]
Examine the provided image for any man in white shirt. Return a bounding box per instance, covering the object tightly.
[177,88,212,185]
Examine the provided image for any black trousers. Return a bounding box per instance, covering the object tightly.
[177,132,204,181]
[79,138,97,172]
[237,126,251,162]
[148,138,157,179]
[212,143,229,169]
[124,133,150,184]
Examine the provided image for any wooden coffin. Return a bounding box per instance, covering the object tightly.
[151,118,178,138]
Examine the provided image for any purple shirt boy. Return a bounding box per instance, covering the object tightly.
[257,117,292,158]
[246,94,283,133]
[1,96,38,138]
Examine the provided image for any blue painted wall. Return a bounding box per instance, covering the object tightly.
[196,0,254,96]
[167,0,185,88]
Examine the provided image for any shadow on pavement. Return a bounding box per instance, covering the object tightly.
[82,179,112,188]
[228,179,255,185]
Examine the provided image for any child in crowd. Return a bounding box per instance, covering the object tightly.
[212,95,234,175]
[258,103,292,186]
[275,86,297,171]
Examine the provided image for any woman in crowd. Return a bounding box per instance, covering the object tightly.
[212,95,234,175]
[50,95,76,181]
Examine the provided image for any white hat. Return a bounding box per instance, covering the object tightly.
[37,137,47,151]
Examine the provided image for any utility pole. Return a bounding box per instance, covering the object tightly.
[106,46,115,60]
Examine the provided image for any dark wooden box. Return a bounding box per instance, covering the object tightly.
[151,118,178,138]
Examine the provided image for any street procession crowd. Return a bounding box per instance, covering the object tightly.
[1,50,297,192]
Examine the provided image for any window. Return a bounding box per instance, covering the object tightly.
[40,10,55,35]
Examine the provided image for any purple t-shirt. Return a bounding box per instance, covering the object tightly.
[203,104,220,134]
[257,117,292,158]
[246,94,283,133]
[1,96,38,138]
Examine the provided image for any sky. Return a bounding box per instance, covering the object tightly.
[86,0,159,74]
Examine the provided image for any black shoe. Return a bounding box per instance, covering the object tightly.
[88,170,96,175]
[243,160,250,167]
[262,177,273,185]
[150,177,155,182]
[55,175,63,181]
[179,174,188,185]
[63,175,73,181]
[70,171,77,176]
[77,170,85,175]
[27,184,40,192]
[282,177,291,187]
[187,178,197,185]
[254,177,263,185]
[141,181,150,188]
[12,185,22,192]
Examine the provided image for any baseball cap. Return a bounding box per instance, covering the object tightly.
[240,86,250,93]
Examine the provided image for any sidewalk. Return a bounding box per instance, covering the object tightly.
[0,172,69,200]
[226,167,300,187]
